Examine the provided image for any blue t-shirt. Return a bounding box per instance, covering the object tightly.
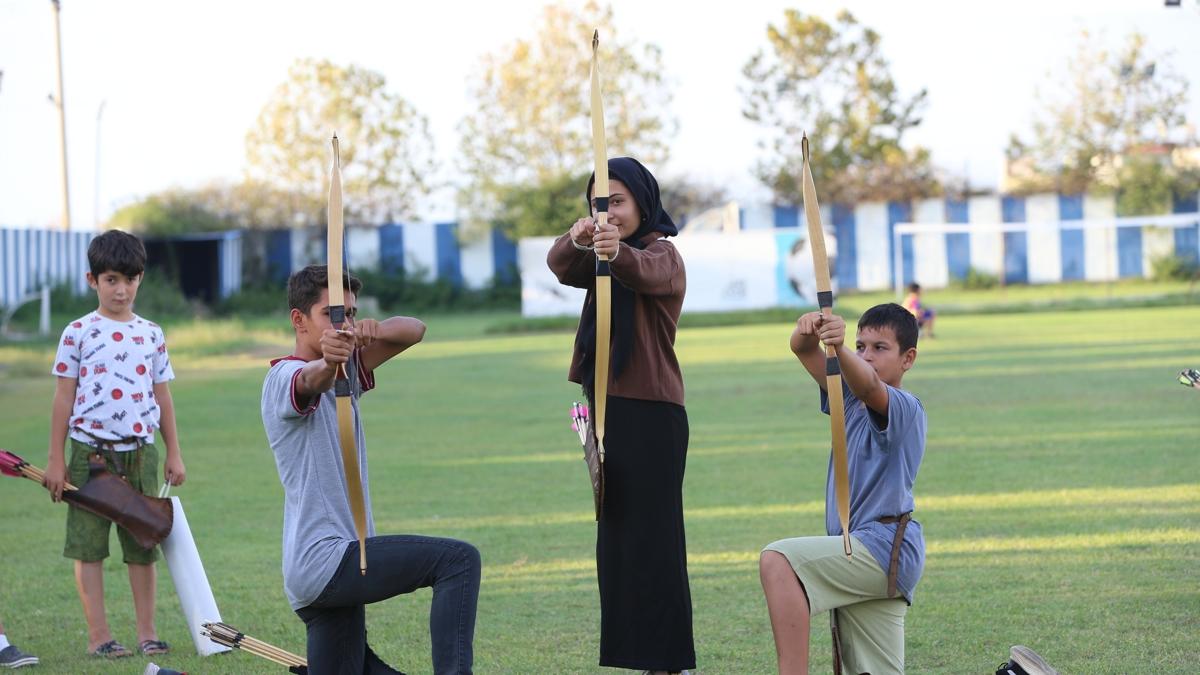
[821,381,926,602]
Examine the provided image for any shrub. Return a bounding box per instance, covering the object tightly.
[130,276,194,318]
[958,267,1000,290]
[46,278,192,319]
[1150,254,1199,282]
[215,283,288,318]
[348,268,520,313]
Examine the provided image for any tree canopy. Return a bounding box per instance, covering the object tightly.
[458,1,676,239]
[741,9,937,205]
[246,58,437,225]
[1007,30,1199,214]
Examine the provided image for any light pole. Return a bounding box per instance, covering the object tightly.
[95,99,105,228]
[51,0,71,231]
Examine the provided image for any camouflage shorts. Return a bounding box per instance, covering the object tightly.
[63,438,160,565]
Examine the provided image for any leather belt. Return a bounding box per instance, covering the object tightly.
[832,512,914,673]
[877,512,913,599]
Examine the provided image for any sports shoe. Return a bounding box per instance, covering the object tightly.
[995,645,1059,675]
[1179,368,1200,387]
[0,644,39,668]
[144,663,187,675]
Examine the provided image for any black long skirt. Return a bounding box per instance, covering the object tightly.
[597,396,696,671]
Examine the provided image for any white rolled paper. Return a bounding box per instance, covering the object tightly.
[160,496,231,656]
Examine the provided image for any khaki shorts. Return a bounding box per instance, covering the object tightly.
[763,535,906,675]
[63,438,160,565]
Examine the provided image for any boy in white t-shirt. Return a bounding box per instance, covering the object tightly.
[44,229,186,659]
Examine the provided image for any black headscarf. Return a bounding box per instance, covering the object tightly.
[576,157,677,398]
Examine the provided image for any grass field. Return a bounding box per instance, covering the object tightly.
[1,302,1198,673]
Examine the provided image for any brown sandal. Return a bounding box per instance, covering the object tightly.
[91,640,133,658]
[139,639,170,656]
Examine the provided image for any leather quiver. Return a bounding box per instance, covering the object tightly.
[63,455,173,550]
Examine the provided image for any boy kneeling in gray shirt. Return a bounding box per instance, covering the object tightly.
[262,265,480,674]
[761,304,926,675]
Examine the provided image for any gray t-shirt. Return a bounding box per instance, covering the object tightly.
[821,381,926,602]
[262,353,376,610]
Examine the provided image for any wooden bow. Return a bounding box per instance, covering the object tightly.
[801,133,852,558]
[590,30,611,471]
[327,135,369,574]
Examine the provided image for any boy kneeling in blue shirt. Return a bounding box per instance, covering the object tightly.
[761,304,926,675]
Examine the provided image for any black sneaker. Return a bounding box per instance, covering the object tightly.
[0,644,39,669]
[995,645,1059,675]
[1180,368,1200,387]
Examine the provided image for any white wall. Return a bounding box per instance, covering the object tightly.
[967,195,1003,276]
[1026,193,1061,283]
[854,201,891,291]
[912,198,949,288]
[403,223,438,279]
[1083,194,1117,281]
[459,230,495,289]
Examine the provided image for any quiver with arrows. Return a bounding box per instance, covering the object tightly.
[583,431,604,521]
[65,454,173,550]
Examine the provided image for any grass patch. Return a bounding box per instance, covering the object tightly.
[0,305,1197,672]
[485,278,1200,335]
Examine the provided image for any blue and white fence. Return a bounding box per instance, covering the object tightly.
[740,192,1200,291]
[0,228,245,309]
[7,193,1196,312]
[0,228,95,309]
[215,231,243,299]
[1,223,517,310]
[257,223,518,288]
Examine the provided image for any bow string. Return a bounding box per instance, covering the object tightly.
[590,30,612,471]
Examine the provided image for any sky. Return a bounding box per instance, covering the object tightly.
[1,0,1199,230]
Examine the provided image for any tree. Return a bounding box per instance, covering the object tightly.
[107,190,228,236]
[458,1,676,239]
[741,9,937,205]
[484,171,727,239]
[107,181,326,235]
[190,181,325,230]
[246,58,437,225]
[660,176,731,226]
[1006,30,1199,211]
[488,171,591,242]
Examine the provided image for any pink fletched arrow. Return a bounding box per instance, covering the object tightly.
[0,449,24,477]
[0,448,77,490]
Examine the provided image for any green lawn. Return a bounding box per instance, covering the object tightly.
[844,278,1199,314]
[1,305,1198,673]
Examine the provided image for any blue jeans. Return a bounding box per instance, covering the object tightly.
[296,535,481,674]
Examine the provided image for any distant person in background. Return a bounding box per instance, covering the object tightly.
[902,283,935,339]
[0,617,40,668]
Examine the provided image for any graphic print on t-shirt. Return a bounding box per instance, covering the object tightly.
[52,312,175,445]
